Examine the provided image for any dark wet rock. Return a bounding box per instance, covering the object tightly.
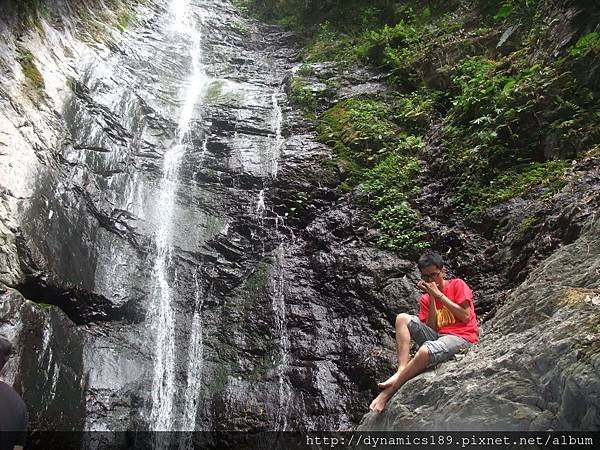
[2,0,414,433]
[487,160,600,286]
[0,286,87,431]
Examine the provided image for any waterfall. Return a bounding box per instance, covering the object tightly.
[256,189,266,217]
[270,87,285,178]
[268,84,292,430]
[179,271,206,449]
[252,87,292,429]
[148,0,208,431]
[272,244,291,431]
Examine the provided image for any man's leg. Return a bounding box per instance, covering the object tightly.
[370,332,472,413]
[378,314,437,389]
[377,313,412,388]
[426,334,471,366]
[369,345,430,413]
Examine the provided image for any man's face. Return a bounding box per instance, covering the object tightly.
[420,265,444,290]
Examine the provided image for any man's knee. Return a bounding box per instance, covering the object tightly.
[416,345,429,360]
[395,313,412,327]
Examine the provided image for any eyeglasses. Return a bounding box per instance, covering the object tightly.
[420,271,441,281]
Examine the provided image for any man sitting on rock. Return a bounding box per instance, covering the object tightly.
[370,252,479,413]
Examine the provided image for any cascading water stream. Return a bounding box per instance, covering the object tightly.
[176,271,206,450]
[148,0,208,431]
[270,87,285,178]
[268,87,292,430]
[272,244,292,431]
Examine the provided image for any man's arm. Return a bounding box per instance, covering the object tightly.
[437,294,470,323]
[426,294,438,330]
[421,281,470,323]
[418,281,439,330]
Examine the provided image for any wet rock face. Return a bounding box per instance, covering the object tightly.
[0,0,423,432]
[358,214,600,431]
[0,287,86,431]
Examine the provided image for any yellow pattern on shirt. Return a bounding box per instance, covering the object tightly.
[436,305,456,329]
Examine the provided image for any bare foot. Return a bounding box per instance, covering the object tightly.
[377,368,404,389]
[369,389,394,413]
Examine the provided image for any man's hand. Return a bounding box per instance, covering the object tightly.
[417,280,440,331]
[417,280,442,299]
[418,280,471,324]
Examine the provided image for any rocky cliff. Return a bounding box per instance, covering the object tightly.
[0,0,426,433]
[0,0,598,437]
[239,0,600,433]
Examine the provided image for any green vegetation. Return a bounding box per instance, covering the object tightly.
[244,259,272,298]
[236,0,599,255]
[234,0,400,32]
[443,46,598,210]
[515,214,540,240]
[13,0,142,37]
[15,0,46,32]
[296,63,314,77]
[202,80,242,106]
[302,22,361,65]
[363,155,428,251]
[29,301,59,311]
[289,77,318,118]
[490,0,540,24]
[231,20,250,36]
[318,98,402,170]
[317,97,428,252]
[569,32,600,58]
[584,144,600,158]
[116,10,133,32]
[204,80,224,103]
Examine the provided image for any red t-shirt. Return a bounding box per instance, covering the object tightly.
[418,278,479,343]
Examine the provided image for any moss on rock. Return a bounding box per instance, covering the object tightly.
[17,47,45,91]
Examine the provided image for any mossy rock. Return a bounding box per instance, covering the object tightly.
[17,47,45,91]
[289,77,318,118]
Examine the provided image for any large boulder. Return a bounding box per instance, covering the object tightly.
[358,214,600,431]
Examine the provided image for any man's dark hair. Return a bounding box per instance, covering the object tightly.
[0,336,12,371]
[417,252,444,270]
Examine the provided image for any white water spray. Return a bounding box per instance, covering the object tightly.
[256,188,266,217]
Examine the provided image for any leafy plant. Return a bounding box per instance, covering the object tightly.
[455,161,570,212]
[493,0,540,22]
[231,20,250,36]
[569,32,600,58]
[289,77,318,117]
[363,154,428,252]
[318,97,404,172]
[356,21,419,63]
[515,214,540,240]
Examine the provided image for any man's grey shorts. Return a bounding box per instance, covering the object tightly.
[407,315,472,367]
